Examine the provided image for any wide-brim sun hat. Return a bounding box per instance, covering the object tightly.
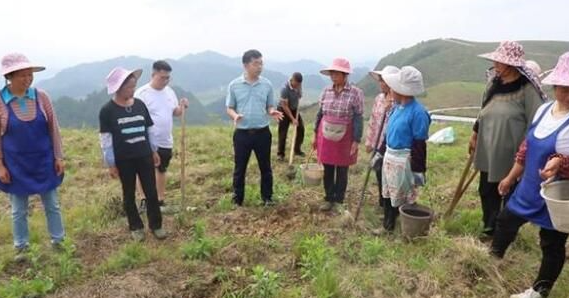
[382,66,425,97]
[1,53,45,76]
[542,52,569,87]
[369,65,400,82]
[320,58,352,76]
[106,67,143,94]
[478,41,525,67]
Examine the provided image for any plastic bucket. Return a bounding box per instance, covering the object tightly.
[541,180,569,233]
[300,163,323,186]
[399,203,434,238]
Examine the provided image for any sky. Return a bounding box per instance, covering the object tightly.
[1,0,567,77]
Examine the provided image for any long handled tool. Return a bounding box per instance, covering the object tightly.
[444,153,479,218]
[354,111,388,222]
[286,111,301,180]
[180,106,187,205]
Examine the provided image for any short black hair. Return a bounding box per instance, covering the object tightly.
[152,60,172,72]
[292,72,303,83]
[242,49,262,64]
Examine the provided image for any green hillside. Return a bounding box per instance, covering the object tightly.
[359,38,569,102]
[1,125,568,297]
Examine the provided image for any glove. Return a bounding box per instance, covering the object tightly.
[413,172,426,186]
[370,151,383,171]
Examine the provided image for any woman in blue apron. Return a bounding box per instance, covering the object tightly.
[0,53,65,262]
[491,52,569,298]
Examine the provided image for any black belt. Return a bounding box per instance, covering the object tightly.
[236,126,269,134]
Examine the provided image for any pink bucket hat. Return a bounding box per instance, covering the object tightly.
[320,58,352,76]
[1,53,45,76]
[478,41,526,67]
[106,67,143,94]
[542,52,569,87]
[369,65,400,82]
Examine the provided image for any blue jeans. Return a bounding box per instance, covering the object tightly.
[9,189,65,249]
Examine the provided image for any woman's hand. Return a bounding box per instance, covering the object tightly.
[350,142,359,156]
[153,152,161,167]
[498,176,515,196]
[540,156,563,181]
[468,132,477,155]
[109,167,119,179]
[365,145,373,153]
[0,165,11,184]
[55,159,65,176]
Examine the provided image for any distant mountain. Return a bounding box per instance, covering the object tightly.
[37,51,329,100]
[358,38,569,97]
[53,86,209,128]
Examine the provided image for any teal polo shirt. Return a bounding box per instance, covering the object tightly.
[1,87,37,113]
[225,75,275,129]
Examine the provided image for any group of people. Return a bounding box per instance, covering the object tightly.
[467,41,569,298]
[1,42,569,297]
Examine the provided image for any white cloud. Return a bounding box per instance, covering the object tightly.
[0,0,567,70]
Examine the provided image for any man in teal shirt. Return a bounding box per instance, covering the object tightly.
[226,49,283,206]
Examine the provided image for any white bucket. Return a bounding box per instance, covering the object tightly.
[541,180,569,233]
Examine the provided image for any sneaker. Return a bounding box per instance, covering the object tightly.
[371,228,392,236]
[510,288,542,298]
[319,201,334,212]
[152,228,167,240]
[138,199,147,214]
[277,155,285,162]
[294,151,306,157]
[52,241,77,253]
[14,246,29,263]
[263,199,276,207]
[131,229,146,242]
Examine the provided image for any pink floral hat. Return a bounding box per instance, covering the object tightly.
[320,58,352,75]
[106,67,143,94]
[542,52,569,87]
[478,41,526,67]
[1,53,45,76]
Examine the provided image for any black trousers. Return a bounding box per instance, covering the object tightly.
[374,164,386,207]
[116,155,162,231]
[491,207,568,296]
[323,164,349,203]
[277,108,305,156]
[232,127,273,204]
[479,171,515,234]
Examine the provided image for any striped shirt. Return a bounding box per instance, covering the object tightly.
[365,93,394,150]
[319,83,364,119]
[0,87,63,159]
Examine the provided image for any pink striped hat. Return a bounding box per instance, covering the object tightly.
[1,53,45,76]
[106,67,142,94]
[542,52,569,87]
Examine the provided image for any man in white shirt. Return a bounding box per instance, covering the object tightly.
[135,60,188,212]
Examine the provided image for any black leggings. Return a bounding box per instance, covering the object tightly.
[323,164,349,203]
[116,155,162,231]
[491,207,568,296]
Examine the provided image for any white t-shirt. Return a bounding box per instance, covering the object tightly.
[135,83,178,148]
[532,101,569,155]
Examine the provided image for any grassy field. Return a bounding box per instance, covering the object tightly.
[1,123,568,298]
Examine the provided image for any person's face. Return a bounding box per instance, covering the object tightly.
[493,61,516,79]
[555,85,569,105]
[117,77,137,99]
[290,79,301,89]
[8,68,34,90]
[330,71,347,86]
[151,70,171,90]
[244,57,263,77]
[378,78,389,94]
